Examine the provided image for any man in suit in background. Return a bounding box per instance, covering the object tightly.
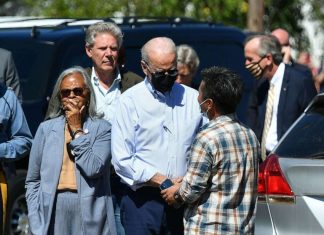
[0,48,22,101]
[271,28,314,85]
[244,34,317,160]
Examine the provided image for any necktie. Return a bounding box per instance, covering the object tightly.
[261,83,275,160]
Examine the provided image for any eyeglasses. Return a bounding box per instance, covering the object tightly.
[60,87,86,98]
[143,61,178,78]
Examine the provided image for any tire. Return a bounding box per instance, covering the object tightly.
[4,170,29,235]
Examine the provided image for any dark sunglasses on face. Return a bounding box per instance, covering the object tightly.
[60,87,86,98]
[143,61,178,78]
[152,69,178,79]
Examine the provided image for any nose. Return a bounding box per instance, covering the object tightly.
[68,91,76,98]
[104,48,113,56]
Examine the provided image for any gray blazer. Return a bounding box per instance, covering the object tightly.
[25,116,116,235]
[0,48,21,100]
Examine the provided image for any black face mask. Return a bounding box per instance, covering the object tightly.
[150,69,178,93]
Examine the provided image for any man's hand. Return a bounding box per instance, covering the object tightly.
[161,183,180,205]
[172,176,183,184]
[282,46,292,64]
[147,173,167,188]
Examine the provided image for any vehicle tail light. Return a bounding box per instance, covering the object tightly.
[258,154,294,196]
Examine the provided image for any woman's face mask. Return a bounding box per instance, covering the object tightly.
[245,56,266,80]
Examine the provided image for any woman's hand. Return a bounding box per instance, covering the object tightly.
[62,99,85,133]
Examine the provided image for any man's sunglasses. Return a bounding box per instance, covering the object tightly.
[143,61,178,78]
[60,87,86,98]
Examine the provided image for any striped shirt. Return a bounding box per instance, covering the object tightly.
[179,114,260,235]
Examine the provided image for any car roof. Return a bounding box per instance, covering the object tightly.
[0,17,245,44]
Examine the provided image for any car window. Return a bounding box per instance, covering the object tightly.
[0,39,55,102]
[275,111,324,158]
[56,36,92,73]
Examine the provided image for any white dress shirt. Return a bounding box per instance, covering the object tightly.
[266,63,285,152]
[91,67,121,124]
[111,78,204,190]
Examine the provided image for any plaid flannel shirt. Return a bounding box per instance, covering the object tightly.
[179,114,260,235]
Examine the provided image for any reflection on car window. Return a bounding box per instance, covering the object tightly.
[275,112,324,158]
[1,39,55,102]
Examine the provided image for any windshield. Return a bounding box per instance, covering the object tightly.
[275,108,324,158]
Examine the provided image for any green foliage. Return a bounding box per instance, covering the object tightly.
[2,0,320,51]
[23,0,121,17]
[264,0,308,51]
[308,0,324,29]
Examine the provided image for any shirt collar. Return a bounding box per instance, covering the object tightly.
[201,113,237,131]
[271,62,285,86]
[91,67,122,88]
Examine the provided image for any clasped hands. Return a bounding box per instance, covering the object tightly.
[161,177,182,206]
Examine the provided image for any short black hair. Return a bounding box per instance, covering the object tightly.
[201,66,243,114]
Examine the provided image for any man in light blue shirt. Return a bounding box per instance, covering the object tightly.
[111,37,204,235]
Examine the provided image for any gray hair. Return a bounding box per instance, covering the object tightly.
[177,44,200,75]
[85,22,123,49]
[141,37,176,65]
[245,34,283,65]
[45,66,101,120]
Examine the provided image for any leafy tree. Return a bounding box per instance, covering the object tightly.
[264,0,308,51]
[0,0,322,52]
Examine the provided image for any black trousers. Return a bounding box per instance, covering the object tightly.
[121,187,184,235]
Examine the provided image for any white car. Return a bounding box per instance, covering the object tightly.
[255,92,324,235]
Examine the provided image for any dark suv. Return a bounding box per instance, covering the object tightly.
[0,17,253,234]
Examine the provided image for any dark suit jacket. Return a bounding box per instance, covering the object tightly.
[0,48,22,100]
[291,61,313,81]
[247,64,317,141]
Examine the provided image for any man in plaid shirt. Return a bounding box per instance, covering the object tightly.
[162,66,260,234]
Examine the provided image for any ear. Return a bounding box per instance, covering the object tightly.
[206,99,213,109]
[85,46,92,58]
[265,53,273,65]
[141,60,149,76]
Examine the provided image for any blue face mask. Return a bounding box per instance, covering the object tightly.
[199,99,210,119]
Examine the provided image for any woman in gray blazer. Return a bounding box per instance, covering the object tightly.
[25,67,116,235]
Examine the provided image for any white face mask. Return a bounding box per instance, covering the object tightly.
[199,99,210,119]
